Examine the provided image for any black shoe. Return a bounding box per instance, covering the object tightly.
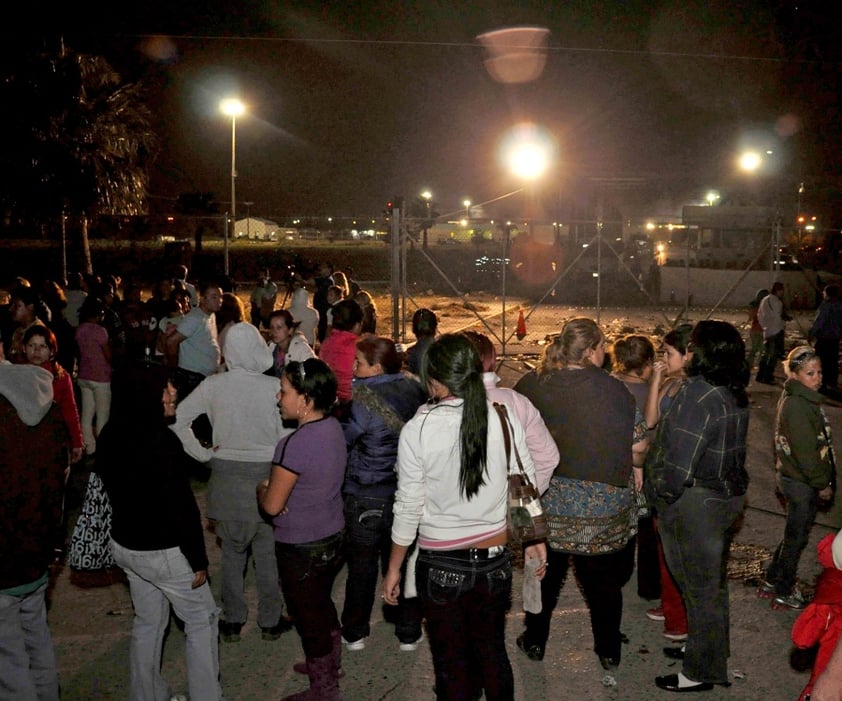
[599,656,620,670]
[655,674,713,693]
[663,646,685,660]
[516,633,545,661]
[260,616,294,641]
[219,621,243,642]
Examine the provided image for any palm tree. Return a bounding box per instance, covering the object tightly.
[0,38,159,274]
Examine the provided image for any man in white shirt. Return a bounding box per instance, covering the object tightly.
[756,282,790,384]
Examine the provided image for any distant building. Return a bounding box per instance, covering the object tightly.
[234,217,280,241]
[656,205,784,269]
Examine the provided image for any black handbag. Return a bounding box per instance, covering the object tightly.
[494,403,548,543]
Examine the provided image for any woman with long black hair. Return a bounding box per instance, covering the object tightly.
[383,334,547,701]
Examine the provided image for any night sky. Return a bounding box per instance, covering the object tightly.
[26,0,842,222]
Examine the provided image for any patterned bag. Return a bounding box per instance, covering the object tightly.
[69,471,116,571]
[494,403,548,544]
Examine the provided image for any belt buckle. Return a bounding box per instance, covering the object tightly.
[488,545,505,557]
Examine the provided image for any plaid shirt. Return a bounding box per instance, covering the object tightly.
[645,375,749,506]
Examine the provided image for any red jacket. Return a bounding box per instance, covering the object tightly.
[791,532,842,701]
[47,360,84,451]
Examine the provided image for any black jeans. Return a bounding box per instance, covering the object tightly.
[522,540,635,662]
[341,494,422,644]
[417,548,513,701]
[275,531,344,659]
[757,331,785,383]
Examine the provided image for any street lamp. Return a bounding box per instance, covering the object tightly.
[497,122,555,351]
[463,199,472,218]
[220,97,246,277]
[421,190,432,249]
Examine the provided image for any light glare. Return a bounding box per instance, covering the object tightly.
[499,123,555,181]
[220,98,246,117]
[738,151,762,172]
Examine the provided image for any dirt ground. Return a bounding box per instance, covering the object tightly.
[46,300,842,700]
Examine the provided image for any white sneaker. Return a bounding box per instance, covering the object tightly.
[399,634,423,651]
[342,636,366,651]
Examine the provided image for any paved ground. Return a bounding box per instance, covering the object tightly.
[46,311,842,700]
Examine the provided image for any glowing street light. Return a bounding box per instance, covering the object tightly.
[220,97,246,277]
[463,199,472,218]
[738,150,762,173]
[499,122,555,182]
[706,191,720,206]
[421,190,432,249]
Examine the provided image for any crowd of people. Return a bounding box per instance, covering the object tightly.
[2,264,842,700]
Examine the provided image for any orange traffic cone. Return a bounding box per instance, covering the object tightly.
[516,310,527,340]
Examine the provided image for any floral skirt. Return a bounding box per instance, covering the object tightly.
[542,475,638,555]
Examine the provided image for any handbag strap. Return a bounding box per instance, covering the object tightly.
[493,402,530,480]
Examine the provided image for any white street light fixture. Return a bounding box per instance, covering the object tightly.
[420,190,433,249]
[220,98,246,276]
[498,122,555,182]
[738,150,762,173]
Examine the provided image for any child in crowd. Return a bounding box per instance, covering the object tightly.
[23,325,84,464]
[791,530,842,701]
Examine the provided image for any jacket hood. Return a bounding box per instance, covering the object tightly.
[223,322,273,373]
[0,362,54,425]
[783,377,824,405]
[290,288,312,310]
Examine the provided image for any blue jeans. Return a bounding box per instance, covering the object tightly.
[522,540,635,662]
[657,487,744,684]
[275,531,344,659]
[111,540,223,701]
[215,519,282,628]
[416,549,513,701]
[341,494,422,644]
[766,474,820,596]
[0,580,59,701]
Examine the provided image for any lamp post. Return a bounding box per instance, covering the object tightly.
[737,149,781,285]
[497,123,554,354]
[421,190,432,249]
[220,98,246,277]
[463,198,472,219]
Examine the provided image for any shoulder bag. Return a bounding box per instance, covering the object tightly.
[494,402,548,543]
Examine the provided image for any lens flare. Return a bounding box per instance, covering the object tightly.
[498,123,556,181]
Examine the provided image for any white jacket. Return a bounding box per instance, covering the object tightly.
[392,398,537,547]
[171,322,290,462]
[268,333,315,367]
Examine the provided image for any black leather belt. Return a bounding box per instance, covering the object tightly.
[430,545,507,561]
